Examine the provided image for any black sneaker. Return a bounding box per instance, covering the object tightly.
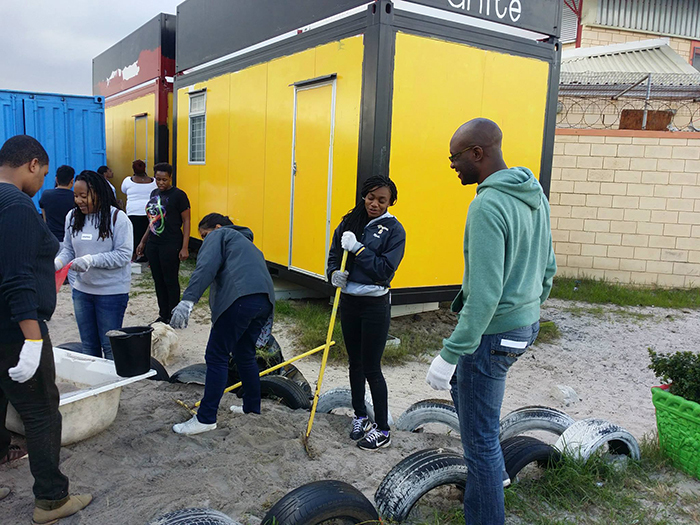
[350,416,372,440]
[357,425,391,451]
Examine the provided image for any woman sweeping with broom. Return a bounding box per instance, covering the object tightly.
[169,213,274,435]
[327,175,405,450]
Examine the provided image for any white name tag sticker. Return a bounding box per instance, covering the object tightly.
[80,233,93,241]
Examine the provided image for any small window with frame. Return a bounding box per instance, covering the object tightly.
[692,41,700,72]
[189,91,206,164]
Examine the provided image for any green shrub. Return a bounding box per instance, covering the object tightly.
[648,348,700,404]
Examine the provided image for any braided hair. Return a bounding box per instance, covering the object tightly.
[70,170,120,240]
[340,176,398,237]
[199,213,233,229]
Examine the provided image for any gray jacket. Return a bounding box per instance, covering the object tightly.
[182,225,274,323]
[56,207,133,295]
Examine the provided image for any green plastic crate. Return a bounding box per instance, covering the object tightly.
[652,386,700,479]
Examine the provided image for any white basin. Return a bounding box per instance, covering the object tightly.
[6,348,156,445]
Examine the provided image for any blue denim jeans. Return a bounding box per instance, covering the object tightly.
[72,289,129,360]
[197,294,273,424]
[450,321,539,525]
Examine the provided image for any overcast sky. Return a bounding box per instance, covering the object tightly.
[0,0,181,95]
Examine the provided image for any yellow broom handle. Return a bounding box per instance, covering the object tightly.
[192,341,334,409]
[305,249,348,438]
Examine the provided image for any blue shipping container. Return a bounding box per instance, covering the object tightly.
[0,89,106,209]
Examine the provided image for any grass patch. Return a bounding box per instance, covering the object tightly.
[550,277,700,309]
[383,328,443,365]
[535,320,561,345]
[412,435,699,525]
[274,299,440,365]
[274,299,346,362]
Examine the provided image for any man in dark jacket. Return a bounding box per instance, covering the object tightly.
[0,135,92,523]
[169,213,275,435]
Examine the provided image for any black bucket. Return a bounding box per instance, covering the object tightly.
[108,326,153,377]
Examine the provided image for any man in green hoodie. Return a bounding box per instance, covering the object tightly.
[426,118,556,525]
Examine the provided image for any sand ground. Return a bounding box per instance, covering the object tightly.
[1,270,699,523]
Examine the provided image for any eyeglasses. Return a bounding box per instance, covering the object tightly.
[449,145,476,163]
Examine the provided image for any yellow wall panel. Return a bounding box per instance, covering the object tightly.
[175,85,201,236]
[175,36,363,271]
[198,75,231,229]
[227,63,268,246]
[316,36,364,248]
[389,32,549,289]
[104,93,155,201]
[262,49,316,265]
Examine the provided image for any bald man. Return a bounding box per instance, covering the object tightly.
[426,118,556,525]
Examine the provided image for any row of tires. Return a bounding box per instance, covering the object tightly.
[146,432,562,525]
[145,396,641,524]
[394,398,641,463]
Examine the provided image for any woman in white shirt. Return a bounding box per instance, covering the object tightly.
[121,159,156,261]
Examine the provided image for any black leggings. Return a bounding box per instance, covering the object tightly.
[145,242,181,322]
[339,293,391,431]
[129,215,149,260]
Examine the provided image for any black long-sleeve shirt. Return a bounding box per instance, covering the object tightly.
[0,183,59,343]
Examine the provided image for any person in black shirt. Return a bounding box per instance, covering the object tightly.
[0,135,91,523]
[38,165,75,242]
[136,162,191,323]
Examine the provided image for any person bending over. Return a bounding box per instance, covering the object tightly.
[170,213,274,435]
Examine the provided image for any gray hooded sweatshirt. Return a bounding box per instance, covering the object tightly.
[182,225,275,324]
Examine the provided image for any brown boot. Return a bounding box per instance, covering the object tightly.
[33,494,92,524]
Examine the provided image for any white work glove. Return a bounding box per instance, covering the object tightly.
[426,354,457,391]
[71,254,93,272]
[330,270,348,289]
[170,300,194,329]
[341,231,363,253]
[54,258,64,271]
[8,339,43,383]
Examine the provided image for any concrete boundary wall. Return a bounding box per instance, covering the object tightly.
[550,128,700,288]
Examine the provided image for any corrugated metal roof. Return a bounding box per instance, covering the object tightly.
[561,39,699,75]
[559,71,700,100]
[596,0,700,40]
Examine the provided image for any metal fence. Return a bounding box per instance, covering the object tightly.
[557,72,700,131]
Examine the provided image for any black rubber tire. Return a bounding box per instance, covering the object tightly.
[148,507,239,524]
[395,399,460,434]
[315,387,380,422]
[279,363,313,399]
[56,342,84,353]
[259,375,311,410]
[501,435,562,482]
[374,448,467,522]
[499,405,575,442]
[148,357,170,381]
[170,363,207,385]
[262,480,379,525]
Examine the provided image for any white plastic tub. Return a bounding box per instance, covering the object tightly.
[6,348,155,445]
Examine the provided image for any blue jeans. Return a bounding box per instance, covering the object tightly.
[72,289,129,360]
[450,321,539,525]
[197,294,273,424]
